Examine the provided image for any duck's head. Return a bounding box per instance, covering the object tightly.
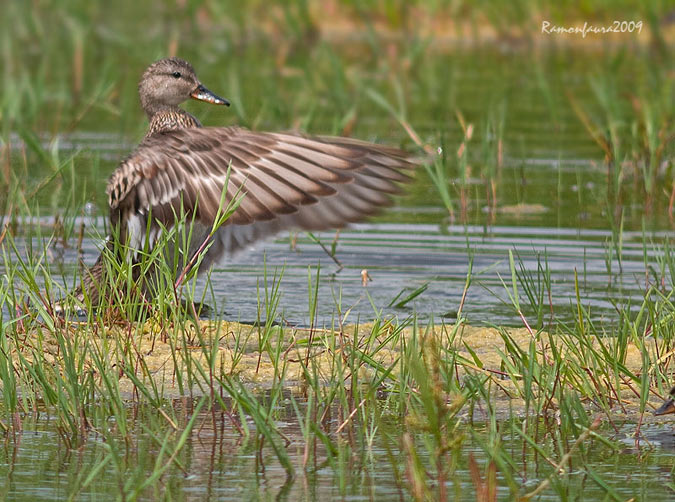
[138,57,230,117]
[654,386,675,416]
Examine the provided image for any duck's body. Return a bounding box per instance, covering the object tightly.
[77,57,417,308]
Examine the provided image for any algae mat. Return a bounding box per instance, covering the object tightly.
[15,320,672,421]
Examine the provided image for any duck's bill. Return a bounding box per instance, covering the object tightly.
[191,84,230,106]
[654,398,675,416]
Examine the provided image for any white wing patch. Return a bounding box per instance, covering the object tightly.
[126,214,145,259]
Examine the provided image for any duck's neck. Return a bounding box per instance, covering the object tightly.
[145,106,202,138]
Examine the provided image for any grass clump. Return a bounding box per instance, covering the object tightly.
[0,219,673,499]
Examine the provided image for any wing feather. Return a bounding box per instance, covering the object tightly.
[106,126,418,255]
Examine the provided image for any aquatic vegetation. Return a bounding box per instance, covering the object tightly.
[1,211,674,499]
[0,0,674,500]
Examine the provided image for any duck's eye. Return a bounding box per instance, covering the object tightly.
[172,71,182,79]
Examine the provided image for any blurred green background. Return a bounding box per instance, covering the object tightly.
[1,0,673,229]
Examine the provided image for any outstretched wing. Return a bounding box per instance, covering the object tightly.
[106,126,417,252]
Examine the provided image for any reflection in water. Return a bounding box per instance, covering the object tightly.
[1,397,674,501]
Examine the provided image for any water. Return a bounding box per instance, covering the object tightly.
[10,214,668,327]
[2,402,674,501]
[1,21,674,502]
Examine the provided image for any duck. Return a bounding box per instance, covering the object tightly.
[74,57,418,309]
[654,386,675,416]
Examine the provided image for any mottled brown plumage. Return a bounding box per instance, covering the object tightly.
[73,57,418,310]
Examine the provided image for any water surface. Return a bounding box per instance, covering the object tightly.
[2,402,674,501]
